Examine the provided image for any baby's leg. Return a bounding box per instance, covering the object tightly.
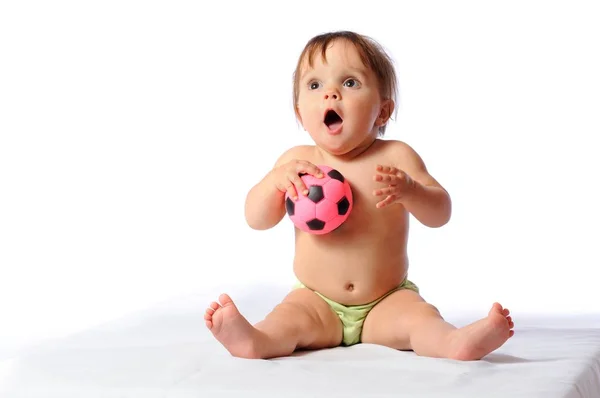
[361,290,514,360]
[205,288,342,359]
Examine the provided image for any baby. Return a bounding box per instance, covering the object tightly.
[205,31,514,360]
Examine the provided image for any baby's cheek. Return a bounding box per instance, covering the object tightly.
[298,105,320,125]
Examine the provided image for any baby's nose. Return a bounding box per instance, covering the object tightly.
[324,89,340,100]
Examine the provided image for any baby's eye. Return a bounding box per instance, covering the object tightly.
[343,78,360,88]
[309,81,321,90]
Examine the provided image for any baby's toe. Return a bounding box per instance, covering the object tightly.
[490,302,503,316]
[507,316,514,328]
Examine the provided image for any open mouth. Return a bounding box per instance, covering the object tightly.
[324,109,343,132]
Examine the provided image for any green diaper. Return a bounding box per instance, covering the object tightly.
[293,279,419,346]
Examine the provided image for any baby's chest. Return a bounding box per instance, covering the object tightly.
[309,162,404,239]
[336,165,383,211]
[330,167,400,237]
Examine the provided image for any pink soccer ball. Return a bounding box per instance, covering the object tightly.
[284,165,353,235]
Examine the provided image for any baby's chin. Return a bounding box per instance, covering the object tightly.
[315,141,357,157]
[316,135,377,157]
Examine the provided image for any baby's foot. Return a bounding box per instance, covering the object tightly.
[448,302,514,360]
[204,294,263,359]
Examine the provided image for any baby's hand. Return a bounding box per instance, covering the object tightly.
[273,160,324,200]
[372,165,416,208]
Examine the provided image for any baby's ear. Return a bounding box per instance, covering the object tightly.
[375,99,394,127]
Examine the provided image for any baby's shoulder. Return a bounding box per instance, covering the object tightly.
[372,139,427,171]
[375,139,419,158]
[377,138,410,151]
[274,145,316,166]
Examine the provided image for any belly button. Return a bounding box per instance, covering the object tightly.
[346,283,354,292]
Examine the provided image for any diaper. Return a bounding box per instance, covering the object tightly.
[293,279,419,346]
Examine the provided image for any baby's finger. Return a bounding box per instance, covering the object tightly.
[288,173,308,197]
[375,194,397,208]
[373,186,396,196]
[374,173,399,184]
[297,161,324,178]
[285,182,299,200]
[376,165,400,175]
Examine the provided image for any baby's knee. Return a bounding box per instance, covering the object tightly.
[271,301,319,328]
[407,302,443,324]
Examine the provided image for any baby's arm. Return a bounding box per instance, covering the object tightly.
[390,141,452,228]
[244,146,315,230]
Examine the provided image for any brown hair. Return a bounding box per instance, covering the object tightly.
[292,31,398,136]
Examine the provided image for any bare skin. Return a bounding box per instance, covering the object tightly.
[205,141,515,360]
[205,38,514,360]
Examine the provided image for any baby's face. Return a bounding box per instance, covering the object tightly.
[296,40,386,156]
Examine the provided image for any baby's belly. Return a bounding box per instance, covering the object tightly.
[293,233,409,306]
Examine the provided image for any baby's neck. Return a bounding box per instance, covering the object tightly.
[317,137,379,163]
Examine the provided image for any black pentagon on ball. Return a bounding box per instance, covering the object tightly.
[306,218,326,230]
[285,197,295,216]
[327,169,345,182]
[307,185,324,203]
[337,196,350,215]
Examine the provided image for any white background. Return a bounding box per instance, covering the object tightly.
[1,1,599,357]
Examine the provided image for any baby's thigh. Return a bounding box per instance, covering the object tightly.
[361,289,439,349]
[278,288,343,349]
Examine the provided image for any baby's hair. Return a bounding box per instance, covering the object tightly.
[293,31,398,136]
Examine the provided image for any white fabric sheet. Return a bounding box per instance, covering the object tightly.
[1,284,599,398]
